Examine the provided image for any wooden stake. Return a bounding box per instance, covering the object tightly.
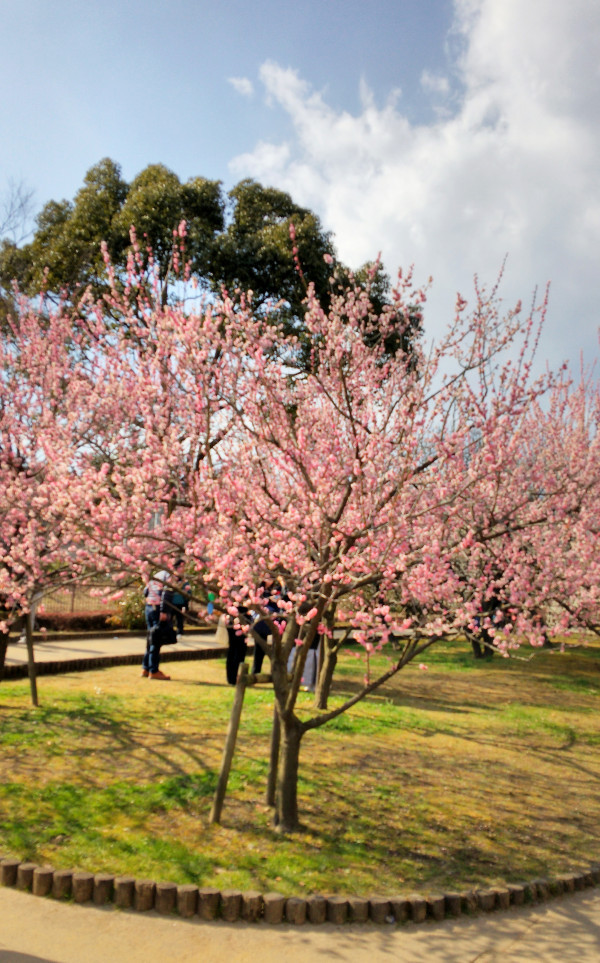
[25,609,39,707]
[266,703,280,808]
[209,662,248,824]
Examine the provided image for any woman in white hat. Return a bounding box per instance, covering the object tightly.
[141,570,173,679]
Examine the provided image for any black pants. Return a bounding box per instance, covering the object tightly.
[251,620,270,674]
[226,628,247,685]
[226,622,269,683]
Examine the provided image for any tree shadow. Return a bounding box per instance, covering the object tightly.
[0,955,61,963]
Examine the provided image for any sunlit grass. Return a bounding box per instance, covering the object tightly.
[1,636,599,895]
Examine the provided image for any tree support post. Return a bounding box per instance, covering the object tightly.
[209,663,248,824]
[266,703,280,807]
[24,610,38,708]
[0,628,9,683]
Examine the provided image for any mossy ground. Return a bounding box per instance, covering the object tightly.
[1,636,599,896]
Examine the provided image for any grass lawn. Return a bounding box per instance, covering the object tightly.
[1,636,599,897]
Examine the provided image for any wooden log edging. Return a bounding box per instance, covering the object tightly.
[2,646,227,681]
[1,856,599,925]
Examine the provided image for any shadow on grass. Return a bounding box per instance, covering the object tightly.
[328,677,600,784]
[2,641,600,893]
[0,697,220,785]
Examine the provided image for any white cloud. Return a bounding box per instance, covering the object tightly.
[420,70,450,96]
[229,0,600,371]
[228,76,254,97]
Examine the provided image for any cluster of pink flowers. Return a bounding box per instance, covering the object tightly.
[1,248,599,665]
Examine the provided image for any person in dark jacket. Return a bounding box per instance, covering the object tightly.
[142,570,174,680]
[171,558,191,635]
[225,580,285,684]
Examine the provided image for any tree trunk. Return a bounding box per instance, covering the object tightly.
[25,610,39,707]
[0,629,8,683]
[274,714,303,833]
[315,638,338,710]
[266,704,280,807]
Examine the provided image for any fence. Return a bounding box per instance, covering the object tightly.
[37,584,123,615]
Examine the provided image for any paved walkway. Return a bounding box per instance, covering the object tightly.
[3,628,224,668]
[1,885,600,962]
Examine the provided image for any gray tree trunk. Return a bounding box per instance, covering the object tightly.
[24,610,38,707]
[274,715,303,833]
[315,638,338,710]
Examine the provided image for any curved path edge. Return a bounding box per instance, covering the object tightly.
[1,645,225,680]
[1,855,599,926]
[2,885,600,963]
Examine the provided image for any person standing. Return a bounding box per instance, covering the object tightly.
[250,580,284,674]
[225,622,248,685]
[225,579,286,683]
[142,570,173,680]
[171,558,191,635]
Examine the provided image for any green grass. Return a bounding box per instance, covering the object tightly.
[1,635,600,896]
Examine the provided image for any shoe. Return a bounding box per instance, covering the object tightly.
[149,670,171,680]
[141,669,149,678]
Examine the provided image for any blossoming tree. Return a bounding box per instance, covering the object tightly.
[5,234,599,829]
[48,245,597,832]
[0,292,93,702]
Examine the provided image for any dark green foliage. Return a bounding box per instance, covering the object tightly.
[112,163,224,278]
[0,160,420,362]
[0,159,224,308]
[2,160,128,301]
[213,178,335,325]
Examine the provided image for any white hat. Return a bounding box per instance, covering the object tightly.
[154,570,170,583]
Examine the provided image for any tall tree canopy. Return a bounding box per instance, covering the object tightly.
[213,178,335,324]
[0,160,420,358]
[0,160,339,321]
[0,159,223,305]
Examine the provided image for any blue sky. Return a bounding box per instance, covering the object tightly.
[2,0,454,198]
[2,0,599,372]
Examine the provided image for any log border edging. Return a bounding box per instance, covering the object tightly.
[2,646,226,681]
[1,856,598,925]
